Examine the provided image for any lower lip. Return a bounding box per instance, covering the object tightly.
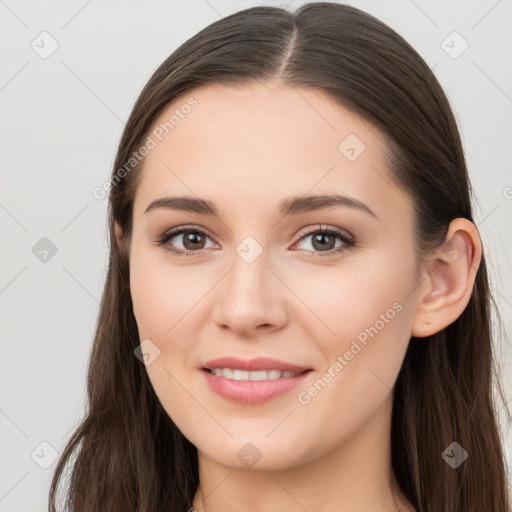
[201,369,313,405]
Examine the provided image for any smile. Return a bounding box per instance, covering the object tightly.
[206,368,306,380]
[201,368,313,404]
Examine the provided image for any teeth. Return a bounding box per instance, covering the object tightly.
[210,368,301,380]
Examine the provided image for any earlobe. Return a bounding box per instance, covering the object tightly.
[114,221,124,249]
[411,218,482,338]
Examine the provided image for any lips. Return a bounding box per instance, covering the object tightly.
[200,356,313,404]
[202,356,311,373]
[202,367,312,404]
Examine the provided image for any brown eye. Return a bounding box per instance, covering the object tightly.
[180,230,207,250]
[310,232,337,251]
[157,226,216,256]
[293,226,355,258]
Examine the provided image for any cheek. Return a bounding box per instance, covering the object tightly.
[129,248,202,338]
[129,251,202,422]
[290,265,413,450]
[289,252,416,399]
[284,253,413,342]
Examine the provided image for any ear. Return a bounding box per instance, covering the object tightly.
[411,218,482,338]
[114,221,124,249]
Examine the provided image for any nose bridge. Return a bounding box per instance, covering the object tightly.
[213,237,286,333]
[226,239,272,304]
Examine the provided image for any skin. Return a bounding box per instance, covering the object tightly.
[114,80,482,512]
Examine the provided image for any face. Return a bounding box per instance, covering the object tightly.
[123,81,423,470]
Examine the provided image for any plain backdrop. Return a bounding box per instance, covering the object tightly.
[0,0,511,510]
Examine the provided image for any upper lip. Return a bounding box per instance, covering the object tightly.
[202,356,311,373]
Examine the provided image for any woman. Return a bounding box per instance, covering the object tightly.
[49,3,511,511]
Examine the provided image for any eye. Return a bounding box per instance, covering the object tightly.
[156,225,216,257]
[292,225,355,258]
[156,224,356,258]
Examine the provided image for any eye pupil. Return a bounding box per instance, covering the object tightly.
[312,233,335,251]
[184,231,205,250]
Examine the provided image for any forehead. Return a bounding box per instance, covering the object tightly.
[133,81,409,222]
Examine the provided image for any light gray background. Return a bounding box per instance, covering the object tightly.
[1,0,511,510]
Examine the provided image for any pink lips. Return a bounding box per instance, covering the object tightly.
[202,356,311,373]
[201,356,313,405]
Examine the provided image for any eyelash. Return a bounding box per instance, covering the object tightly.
[156,224,356,259]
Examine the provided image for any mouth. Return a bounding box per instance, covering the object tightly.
[200,356,314,404]
[202,367,312,381]
[200,368,314,406]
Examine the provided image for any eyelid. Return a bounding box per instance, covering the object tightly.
[294,224,354,243]
[163,224,218,242]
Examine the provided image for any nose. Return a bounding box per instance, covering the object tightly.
[212,250,289,337]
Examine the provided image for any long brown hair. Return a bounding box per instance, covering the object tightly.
[49,3,511,511]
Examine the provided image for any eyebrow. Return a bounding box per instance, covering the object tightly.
[144,194,378,220]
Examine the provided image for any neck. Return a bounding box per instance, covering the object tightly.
[191,393,412,512]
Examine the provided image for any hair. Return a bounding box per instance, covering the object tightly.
[48,3,511,511]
